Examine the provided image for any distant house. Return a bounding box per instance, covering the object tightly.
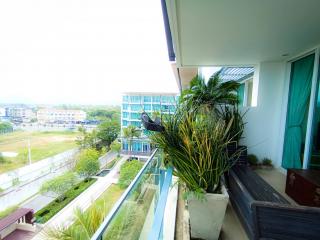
[5,107,35,122]
[0,108,6,117]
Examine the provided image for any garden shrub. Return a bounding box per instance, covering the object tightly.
[247,154,259,166]
[118,160,143,189]
[262,158,273,166]
[35,178,96,223]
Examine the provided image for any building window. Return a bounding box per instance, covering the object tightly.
[122,112,128,118]
[143,104,151,111]
[246,79,253,107]
[122,120,128,126]
[130,104,142,111]
[237,83,245,106]
[152,104,161,111]
[122,96,128,102]
[161,105,170,111]
[132,141,142,152]
[152,96,160,102]
[122,104,128,110]
[122,142,128,151]
[130,121,141,128]
[130,96,141,103]
[142,142,149,152]
[130,112,140,120]
[143,96,151,102]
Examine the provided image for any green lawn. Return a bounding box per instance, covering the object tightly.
[88,184,124,213]
[0,131,79,173]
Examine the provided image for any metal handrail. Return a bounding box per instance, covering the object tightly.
[147,167,173,240]
[91,148,159,240]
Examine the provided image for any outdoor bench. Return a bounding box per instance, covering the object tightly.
[227,165,320,240]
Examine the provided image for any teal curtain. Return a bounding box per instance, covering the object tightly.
[237,83,245,106]
[282,54,315,169]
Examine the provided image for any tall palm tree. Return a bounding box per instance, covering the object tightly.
[122,125,141,152]
[181,72,240,114]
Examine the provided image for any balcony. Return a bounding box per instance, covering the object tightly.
[91,149,177,240]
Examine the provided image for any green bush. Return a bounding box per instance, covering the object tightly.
[76,148,100,178]
[40,172,77,201]
[262,158,273,166]
[118,160,143,189]
[35,178,96,223]
[247,154,259,166]
[0,154,5,164]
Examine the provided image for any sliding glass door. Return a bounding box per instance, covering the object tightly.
[282,54,315,169]
[308,61,320,169]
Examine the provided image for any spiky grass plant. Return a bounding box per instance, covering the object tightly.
[151,106,241,196]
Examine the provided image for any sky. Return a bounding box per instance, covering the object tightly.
[0,0,179,105]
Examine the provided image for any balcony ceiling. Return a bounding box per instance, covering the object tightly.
[166,0,320,67]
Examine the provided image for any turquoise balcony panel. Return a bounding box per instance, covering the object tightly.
[122,120,128,127]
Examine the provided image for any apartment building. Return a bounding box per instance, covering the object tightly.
[121,92,177,159]
[37,109,87,123]
[6,107,35,121]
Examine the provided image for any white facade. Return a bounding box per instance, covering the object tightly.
[0,107,6,117]
[6,107,35,120]
[37,109,87,123]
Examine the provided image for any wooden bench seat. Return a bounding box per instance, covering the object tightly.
[227,165,320,240]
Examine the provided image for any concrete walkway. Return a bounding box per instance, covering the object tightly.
[32,155,128,240]
[22,194,56,212]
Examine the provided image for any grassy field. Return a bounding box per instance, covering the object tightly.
[0,131,78,173]
[89,184,125,213]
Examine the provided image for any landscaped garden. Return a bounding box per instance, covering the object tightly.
[0,131,78,173]
[43,160,146,240]
[35,177,97,223]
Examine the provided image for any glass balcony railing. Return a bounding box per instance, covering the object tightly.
[91,149,173,240]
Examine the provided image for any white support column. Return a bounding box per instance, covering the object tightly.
[303,48,320,169]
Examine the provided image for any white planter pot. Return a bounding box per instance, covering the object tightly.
[188,186,229,240]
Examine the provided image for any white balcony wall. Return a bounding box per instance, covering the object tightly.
[240,61,286,168]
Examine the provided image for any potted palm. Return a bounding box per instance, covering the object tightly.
[151,72,244,239]
[151,106,241,240]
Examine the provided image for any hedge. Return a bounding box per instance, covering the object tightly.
[35,178,97,223]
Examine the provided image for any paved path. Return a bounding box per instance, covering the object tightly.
[22,193,57,212]
[19,151,117,213]
[32,155,128,240]
[0,149,77,211]
[99,151,117,168]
